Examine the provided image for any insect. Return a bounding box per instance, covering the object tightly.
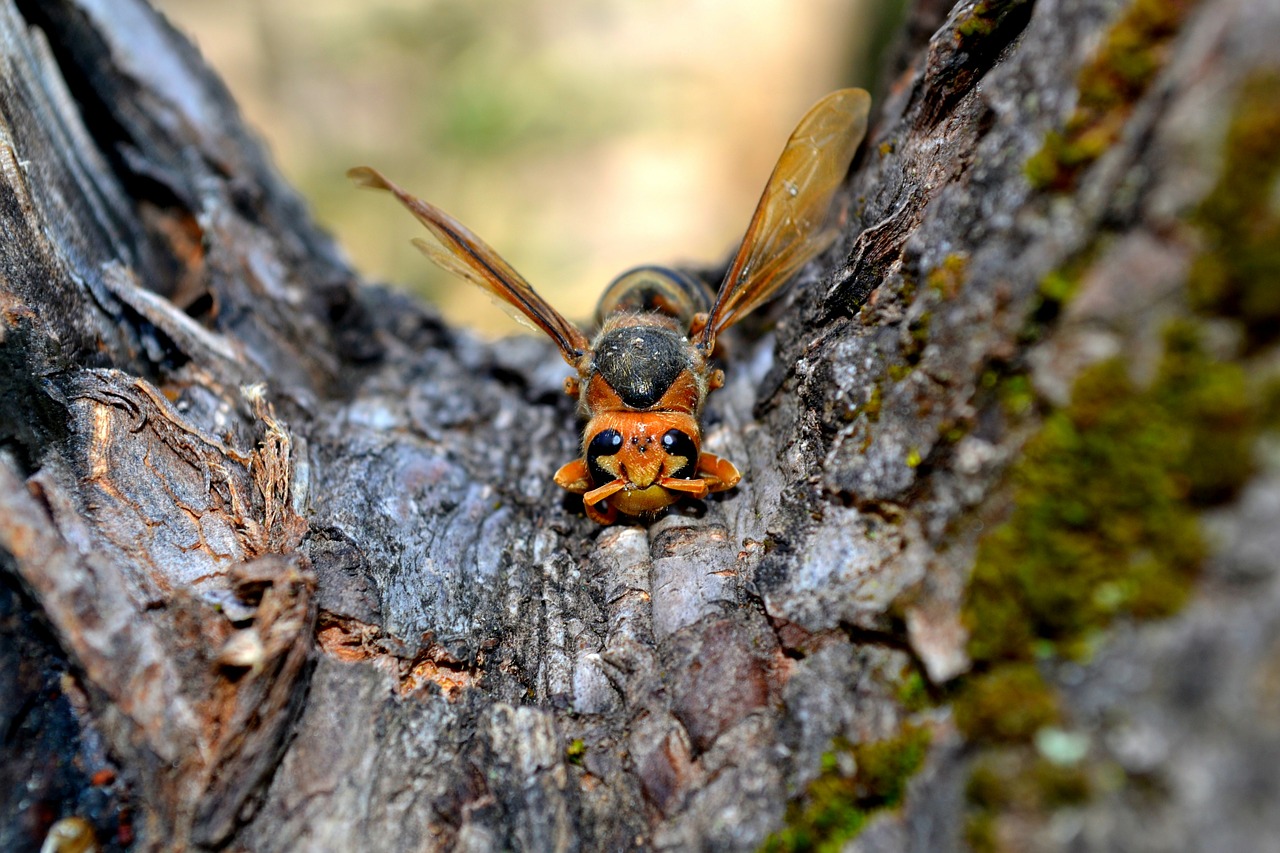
[351,88,870,524]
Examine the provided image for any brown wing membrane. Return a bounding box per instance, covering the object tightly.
[348,166,590,364]
[700,88,871,350]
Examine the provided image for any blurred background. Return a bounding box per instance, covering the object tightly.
[152,0,902,333]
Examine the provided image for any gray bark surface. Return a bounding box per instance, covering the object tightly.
[2,0,1278,851]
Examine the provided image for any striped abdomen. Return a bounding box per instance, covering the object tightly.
[594,265,714,330]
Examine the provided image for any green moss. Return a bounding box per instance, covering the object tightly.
[864,382,883,422]
[963,752,1029,853]
[964,756,1013,813]
[1188,72,1280,349]
[966,354,1206,665]
[957,2,996,38]
[565,738,586,765]
[956,312,1272,844]
[928,253,969,300]
[953,664,1059,742]
[963,750,1092,851]
[763,725,931,853]
[942,420,971,444]
[962,747,1085,814]
[902,266,922,304]
[1037,269,1078,306]
[1076,0,1192,107]
[956,0,1030,41]
[998,374,1035,419]
[896,668,931,713]
[1025,129,1111,191]
[887,363,913,382]
[1031,758,1091,807]
[1261,375,1280,428]
[908,312,932,357]
[1027,0,1199,191]
[960,40,1280,853]
[1020,262,1086,345]
[1156,321,1257,500]
[851,725,932,805]
[964,810,999,853]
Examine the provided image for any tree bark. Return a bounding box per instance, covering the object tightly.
[2,1,1278,851]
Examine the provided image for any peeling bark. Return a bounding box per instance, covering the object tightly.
[2,1,1279,851]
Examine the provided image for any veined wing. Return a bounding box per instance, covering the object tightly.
[700,88,871,349]
[349,166,590,364]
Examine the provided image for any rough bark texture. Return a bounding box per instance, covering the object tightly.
[2,1,1278,851]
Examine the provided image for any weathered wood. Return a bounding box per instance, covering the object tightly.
[2,0,1279,851]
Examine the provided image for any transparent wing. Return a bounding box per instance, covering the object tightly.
[349,166,590,364]
[700,88,871,349]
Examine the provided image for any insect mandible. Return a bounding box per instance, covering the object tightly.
[350,88,871,524]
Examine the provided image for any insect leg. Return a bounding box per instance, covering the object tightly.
[658,477,710,499]
[584,499,618,525]
[553,459,592,494]
[583,479,627,506]
[696,452,742,492]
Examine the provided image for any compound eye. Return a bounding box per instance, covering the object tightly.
[586,429,624,486]
[661,429,698,479]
